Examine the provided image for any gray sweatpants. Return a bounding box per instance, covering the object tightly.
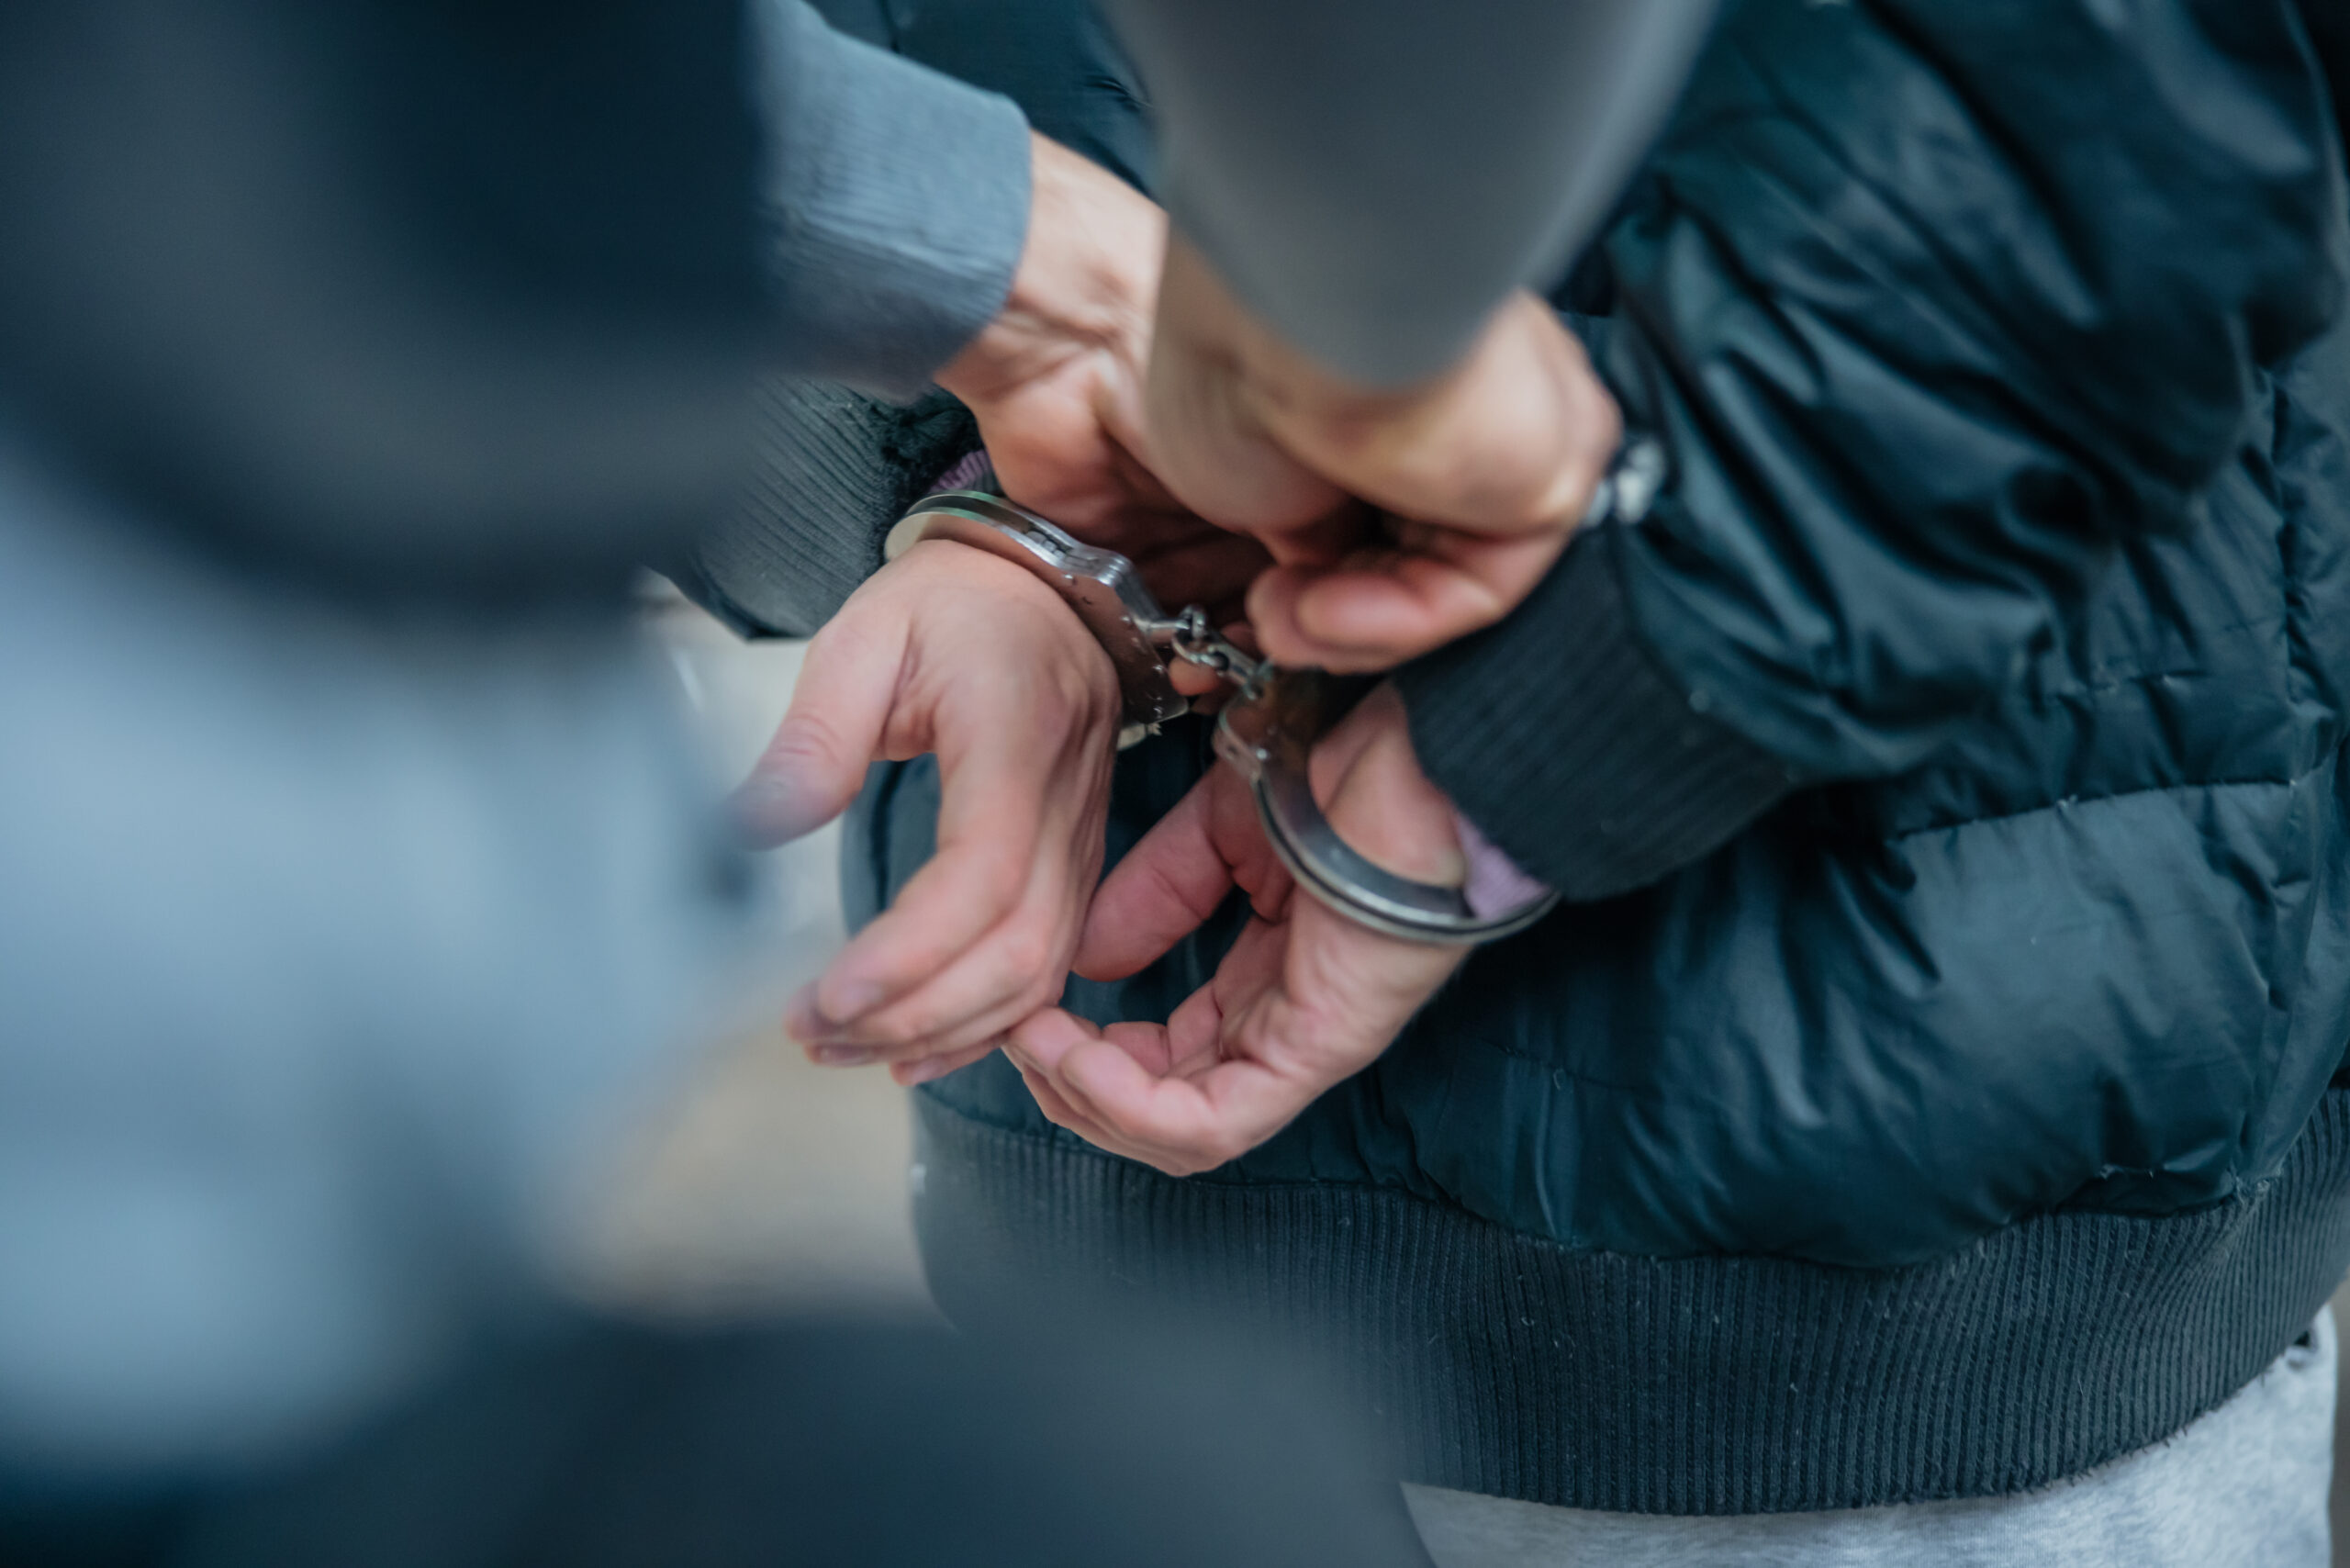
[1407,1309,2336,1568]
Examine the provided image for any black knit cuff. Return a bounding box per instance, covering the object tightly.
[665,382,978,639]
[1394,522,1796,901]
[752,0,1032,398]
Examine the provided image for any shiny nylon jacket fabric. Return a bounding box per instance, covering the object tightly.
[911,0,2350,1270]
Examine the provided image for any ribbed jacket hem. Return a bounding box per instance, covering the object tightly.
[912,1087,2350,1515]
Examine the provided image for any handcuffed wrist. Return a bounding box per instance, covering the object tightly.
[1396,521,1797,901]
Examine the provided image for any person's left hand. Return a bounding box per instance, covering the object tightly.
[733,537,1122,1086]
[1003,685,1469,1174]
[936,133,1267,624]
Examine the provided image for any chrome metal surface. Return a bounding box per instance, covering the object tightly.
[1215,668,1559,946]
[888,490,1191,733]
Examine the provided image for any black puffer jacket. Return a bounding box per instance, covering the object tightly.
[1382,0,2350,1266]
[714,0,2350,1519]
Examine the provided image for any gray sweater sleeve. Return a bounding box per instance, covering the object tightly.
[751,0,1034,397]
[1099,0,1715,386]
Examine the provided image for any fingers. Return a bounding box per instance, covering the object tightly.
[1018,907,1452,1178]
[1128,529,1271,624]
[1062,1050,1304,1176]
[775,544,1119,1068]
[730,612,905,848]
[811,788,1029,1025]
[893,1036,1002,1088]
[789,845,1084,1064]
[1245,530,1571,670]
[811,708,1107,1026]
[1262,293,1619,541]
[1143,252,1618,665]
[1232,700,1468,1067]
[1010,934,1258,1165]
[1006,1014,1157,1164]
[1072,776,1226,981]
[1008,999,1308,1177]
[1013,687,1467,1177]
[1006,1015,1148,1159]
[1073,763,1289,982]
[1168,659,1228,700]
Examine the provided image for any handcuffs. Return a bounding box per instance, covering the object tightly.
[884,468,1661,945]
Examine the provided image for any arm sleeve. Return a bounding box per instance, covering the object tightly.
[1097,0,1716,386]
[673,0,1031,634]
[752,0,1033,397]
[665,383,978,640]
[1393,0,2349,897]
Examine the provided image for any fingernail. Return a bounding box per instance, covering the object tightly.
[727,769,824,848]
[899,1057,955,1086]
[811,1045,874,1067]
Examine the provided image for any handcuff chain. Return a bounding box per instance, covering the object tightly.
[1165,605,1261,687]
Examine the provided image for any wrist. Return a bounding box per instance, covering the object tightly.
[892,537,1117,690]
[1156,236,1617,539]
[936,134,1163,406]
[1157,235,1441,436]
[1317,685,1469,890]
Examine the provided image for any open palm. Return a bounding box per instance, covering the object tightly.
[1004,685,1468,1175]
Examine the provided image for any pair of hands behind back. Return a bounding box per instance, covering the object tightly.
[735,135,1616,1175]
[737,543,1472,1179]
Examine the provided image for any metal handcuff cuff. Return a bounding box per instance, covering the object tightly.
[883,446,1661,946]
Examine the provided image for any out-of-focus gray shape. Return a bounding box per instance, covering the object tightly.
[0,0,769,602]
[0,439,777,1484]
[1102,0,1717,385]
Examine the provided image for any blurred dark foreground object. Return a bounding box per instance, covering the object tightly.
[1,1315,1431,1568]
[0,0,767,603]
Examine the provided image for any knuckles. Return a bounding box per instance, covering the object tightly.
[991,924,1059,991]
[861,1012,933,1051]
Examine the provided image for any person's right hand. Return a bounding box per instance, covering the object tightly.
[1003,684,1470,1174]
[732,537,1121,1086]
[1138,237,1621,672]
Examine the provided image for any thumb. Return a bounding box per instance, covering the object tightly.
[730,617,908,848]
[1074,770,1235,981]
[1234,707,1469,1079]
[1281,531,1569,670]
